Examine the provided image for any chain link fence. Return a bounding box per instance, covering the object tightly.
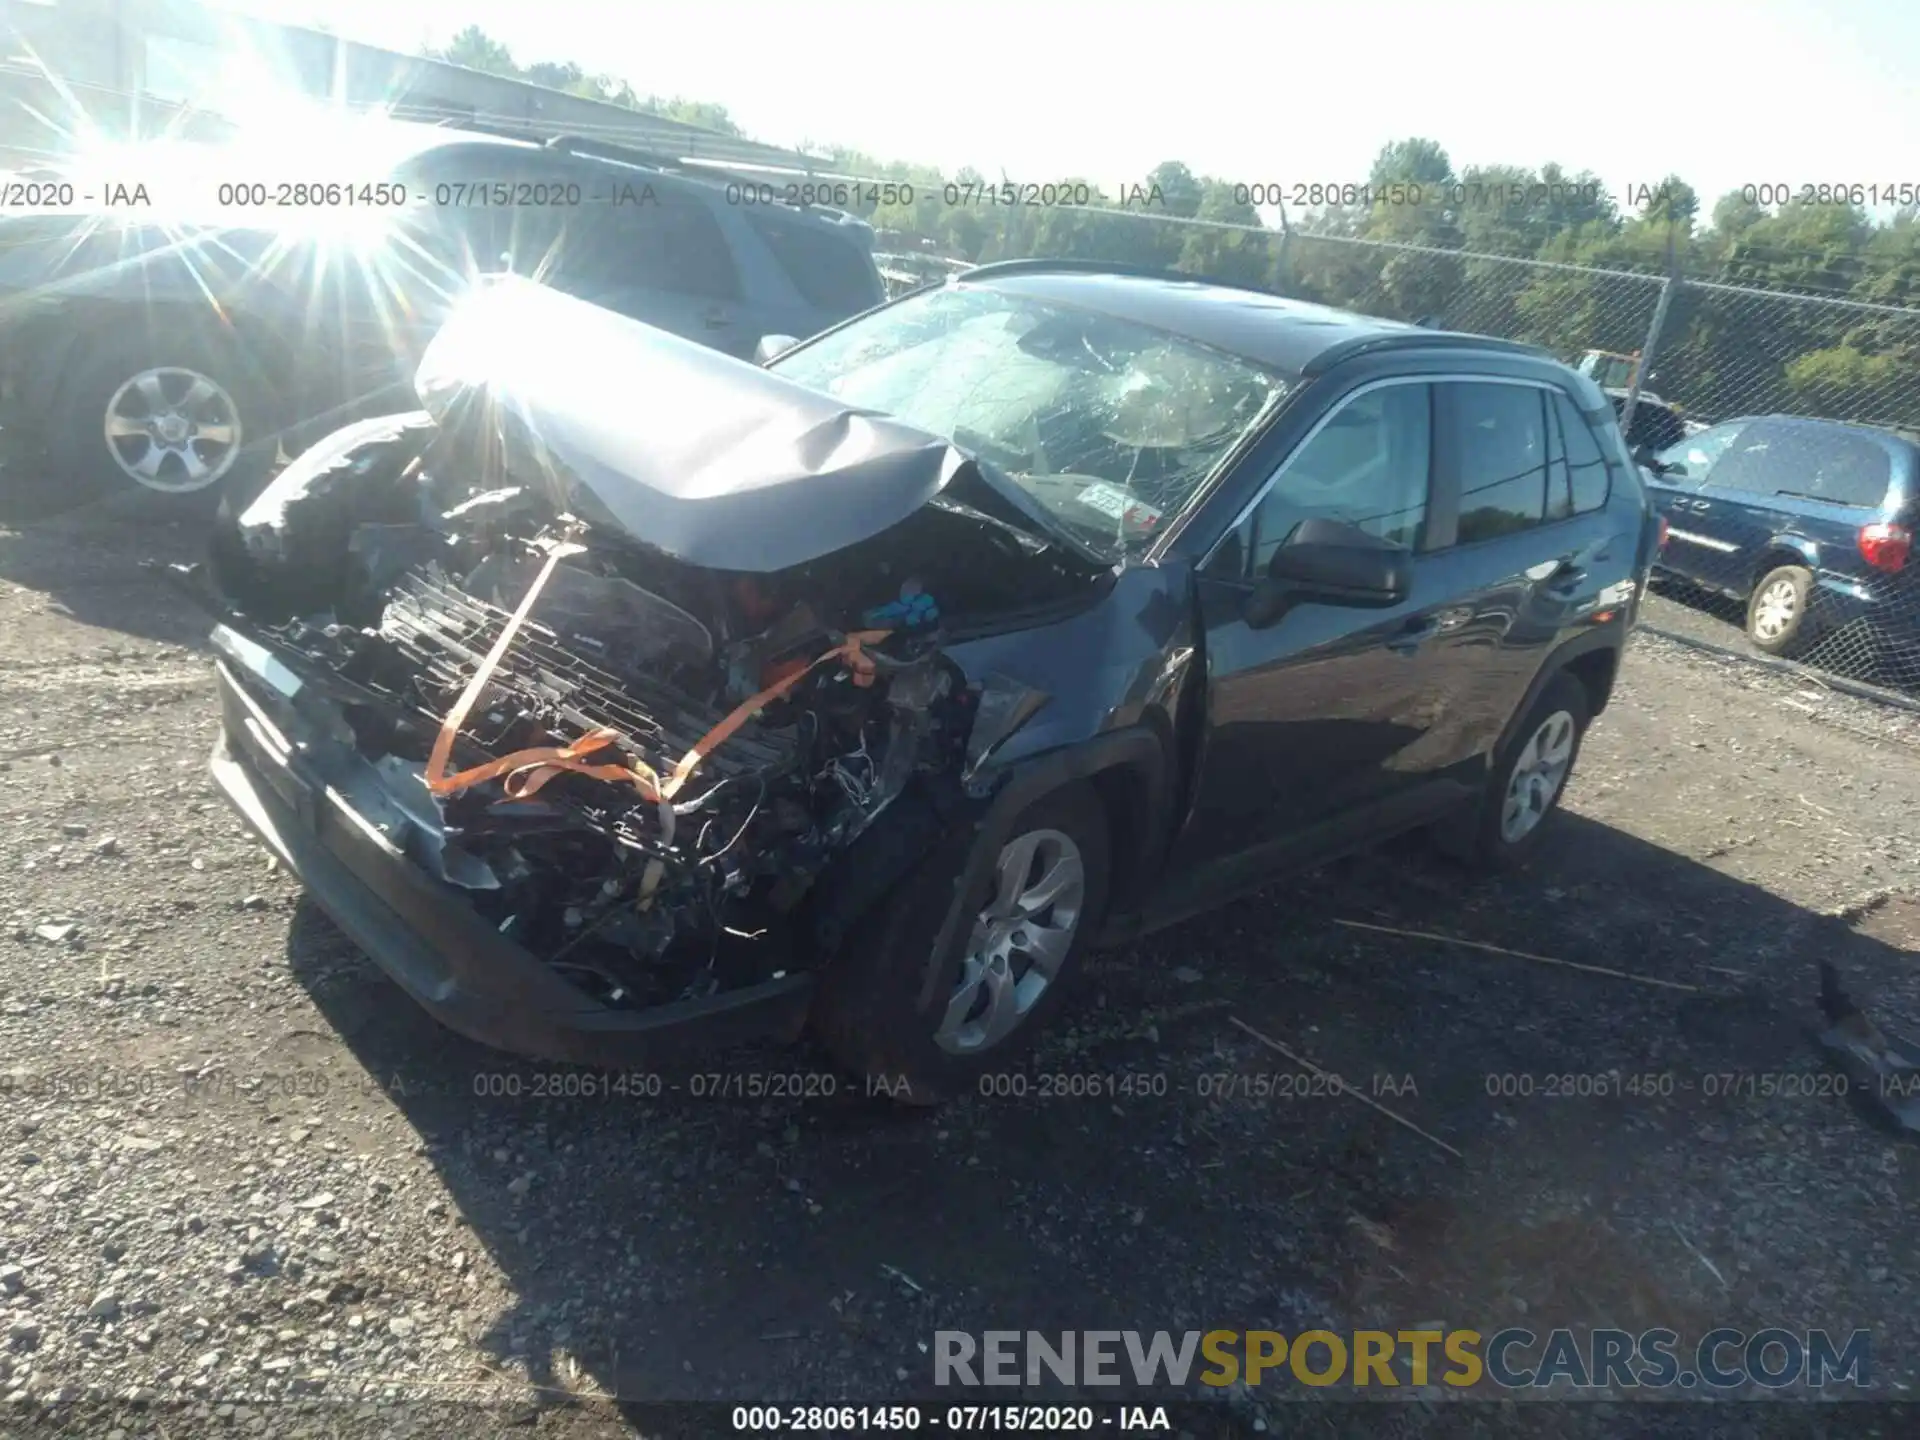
[1650,280,1920,429]
[15,54,1920,694]
[1596,280,1920,693]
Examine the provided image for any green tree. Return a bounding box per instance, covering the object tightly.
[522,60,585,91]
[1146,161,1203,220]
[381,50,1920,423]
[1369,138,1453,188]
[640,97,745,137]
[1785,345,1906,400]
[1348,137,1461,250]
[1175,179,1276,289]
[431,24,518,76]
[1639,174,1698,230]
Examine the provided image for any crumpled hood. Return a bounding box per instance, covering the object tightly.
[412,277,977,573]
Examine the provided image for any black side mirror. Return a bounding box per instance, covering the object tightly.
[1244,517,1412,629]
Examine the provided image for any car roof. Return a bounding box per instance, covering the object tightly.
[1749,414,1920,450]
[953,260,1551,376]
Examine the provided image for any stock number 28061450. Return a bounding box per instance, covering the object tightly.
[471,1070,662,1099]
[977,1071,1168,1099]
[732,1406,923,1431]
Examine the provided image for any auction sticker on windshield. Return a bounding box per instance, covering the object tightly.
[1075,481,1164,531]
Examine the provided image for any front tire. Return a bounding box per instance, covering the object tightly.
[811,785,1111,1105]
[1432,672,1590,871]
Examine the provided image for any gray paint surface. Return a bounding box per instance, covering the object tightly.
[415,278,979,573]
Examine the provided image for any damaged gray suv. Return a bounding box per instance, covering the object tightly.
[191,262,1659,1101]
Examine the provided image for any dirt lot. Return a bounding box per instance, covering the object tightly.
[3,474,1920,1438]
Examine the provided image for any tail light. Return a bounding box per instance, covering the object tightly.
[1656,515,1670,549]
[1858,521,1911,572]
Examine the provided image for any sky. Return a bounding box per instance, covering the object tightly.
[208,0,1920,215]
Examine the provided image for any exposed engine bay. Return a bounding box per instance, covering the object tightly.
[198,407,1105,1015]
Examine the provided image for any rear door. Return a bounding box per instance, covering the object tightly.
[1414,380,1626,760]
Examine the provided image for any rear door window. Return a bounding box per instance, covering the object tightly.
[564,185,741,299]
[744,208,883,317]
[1446,382,1550,543]
[1552,392,1612,514]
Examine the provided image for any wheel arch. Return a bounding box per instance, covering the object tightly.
[1494,631,1619,765]
[51,297,300,414]
[912,726,1173,1015]
[1750,538,1818,593]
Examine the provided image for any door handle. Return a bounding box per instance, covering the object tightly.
[1385,617,1440,653]
[1545,560,1588,597]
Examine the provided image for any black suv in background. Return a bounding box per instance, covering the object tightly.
[0,124,884,503]
[200,264,1660,1097]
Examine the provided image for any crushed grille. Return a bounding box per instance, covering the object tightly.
[379,568,796,785]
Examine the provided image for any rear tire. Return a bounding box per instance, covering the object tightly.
[811,785,1110,1106]
[49,324,284,509]
[1746,564,1816,657]
[1431,671,1590,871]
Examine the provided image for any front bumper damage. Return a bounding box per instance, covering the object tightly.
[210,645,814,1067]
[186,279,1116,1068]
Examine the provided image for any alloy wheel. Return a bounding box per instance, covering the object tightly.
[934,827,1085,1055]
[1500,710,1577,844]
[102,367,243,493]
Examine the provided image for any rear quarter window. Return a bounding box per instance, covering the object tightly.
[744,209,883,318]
[1552,391,1612,515]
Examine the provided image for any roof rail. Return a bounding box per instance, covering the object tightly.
[957,256,1277,295]
[542,132,687,171]
[402,114,544,145]
[539,137,871,226]
[1304,330,1553,375]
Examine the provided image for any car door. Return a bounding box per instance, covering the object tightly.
[1644,419,1753,589]
[557,185,752,357]
[1176,378,1468,870]
[1417,380,1630,763]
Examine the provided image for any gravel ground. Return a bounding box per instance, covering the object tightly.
[3,477,1920,1438]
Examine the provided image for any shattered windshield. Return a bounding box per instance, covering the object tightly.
[771,284,1289,558]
